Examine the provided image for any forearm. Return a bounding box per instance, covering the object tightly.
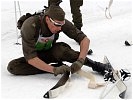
[78,37,90,60]
[71,37,88,73]
[28,57,54,73]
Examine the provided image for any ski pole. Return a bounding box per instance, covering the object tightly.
[105,0,113,19]
[14,1,21,45]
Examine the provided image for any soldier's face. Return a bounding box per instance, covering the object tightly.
[46,16,65,34]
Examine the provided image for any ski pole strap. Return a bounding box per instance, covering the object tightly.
[77,70,105,89]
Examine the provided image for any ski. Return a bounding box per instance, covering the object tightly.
[43,72,70,98]
[43,69,106,98]
[43,56,131,99]
[100,56,131,99]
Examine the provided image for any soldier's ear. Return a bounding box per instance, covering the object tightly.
[45,16,50,22]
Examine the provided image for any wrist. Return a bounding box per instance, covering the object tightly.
[77,58,85,64]
[53,67,58,76]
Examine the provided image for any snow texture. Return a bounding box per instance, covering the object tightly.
[1,0,132,99]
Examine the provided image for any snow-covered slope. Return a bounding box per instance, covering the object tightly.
[1,0,132,99]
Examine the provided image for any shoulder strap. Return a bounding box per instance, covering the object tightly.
[39,15,43,35]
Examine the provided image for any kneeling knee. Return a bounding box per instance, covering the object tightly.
[7,60,20,75]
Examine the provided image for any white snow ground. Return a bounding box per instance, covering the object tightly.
[1,0,132,99]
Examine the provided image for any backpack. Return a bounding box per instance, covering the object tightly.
[17,6,48,30]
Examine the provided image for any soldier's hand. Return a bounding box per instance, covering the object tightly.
[53,65,70,76]
[71,58,85,74]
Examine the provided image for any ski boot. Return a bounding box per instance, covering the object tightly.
[85,58,112,75]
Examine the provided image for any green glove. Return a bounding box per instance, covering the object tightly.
[53,65,70,76]
[71,58,85,74]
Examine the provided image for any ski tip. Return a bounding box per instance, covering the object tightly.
[43,92,49,98]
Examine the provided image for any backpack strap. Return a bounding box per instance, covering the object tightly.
[38,15,43,35]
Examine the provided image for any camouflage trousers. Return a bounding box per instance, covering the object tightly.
[7,42,80,75]
[70,0,83,30]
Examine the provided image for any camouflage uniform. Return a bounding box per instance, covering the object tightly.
[48,0,83,30]
[7,14,86,75]
[7,5,110,76]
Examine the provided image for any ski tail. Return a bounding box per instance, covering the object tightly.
[102,56,127,99]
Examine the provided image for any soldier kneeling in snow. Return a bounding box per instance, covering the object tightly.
[7,5,111,76]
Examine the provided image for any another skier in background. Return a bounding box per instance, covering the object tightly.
[48,0,83,30]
